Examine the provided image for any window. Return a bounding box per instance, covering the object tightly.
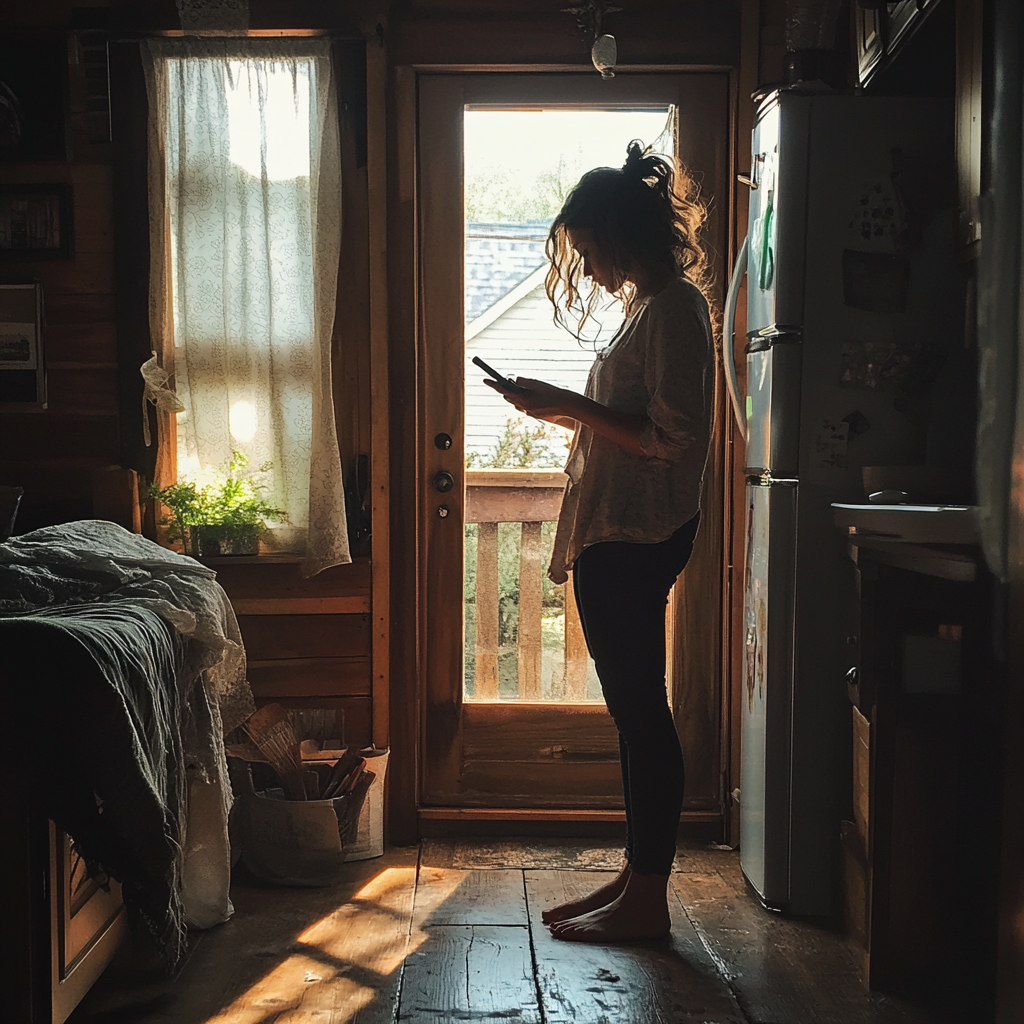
[144,39,350,575]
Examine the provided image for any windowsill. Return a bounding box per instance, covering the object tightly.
[198,553,372,567]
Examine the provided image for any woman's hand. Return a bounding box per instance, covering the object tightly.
[484,377,581,427]
[485,376,649,456]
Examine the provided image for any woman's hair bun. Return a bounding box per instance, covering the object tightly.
[622,139,667,186]
[623,140,647,177]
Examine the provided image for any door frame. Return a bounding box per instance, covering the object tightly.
[392,63,738,834]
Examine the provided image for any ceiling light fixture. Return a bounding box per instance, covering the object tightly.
[561,1,622,79]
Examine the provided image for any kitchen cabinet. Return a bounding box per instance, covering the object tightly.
[837,515,999,1009]
[854,0,942,89]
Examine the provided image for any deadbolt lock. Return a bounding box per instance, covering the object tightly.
[432,470,455,493]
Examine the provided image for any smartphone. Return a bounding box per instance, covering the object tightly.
[472,355,529,395]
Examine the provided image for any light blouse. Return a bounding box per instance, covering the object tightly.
[548,277,715,584]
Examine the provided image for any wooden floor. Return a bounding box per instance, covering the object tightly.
[69,840,957,1024]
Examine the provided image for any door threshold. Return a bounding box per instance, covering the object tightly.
[418,807,723,839]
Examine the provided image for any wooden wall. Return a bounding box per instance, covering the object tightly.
[1,3,120,531]
[0,2,380,750]
[2,0,748,838]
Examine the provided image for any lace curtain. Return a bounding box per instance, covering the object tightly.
[143,38,350,576]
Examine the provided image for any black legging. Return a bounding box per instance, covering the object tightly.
[572,513,700,875]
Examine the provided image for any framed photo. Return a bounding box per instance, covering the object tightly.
[0,184,74,261]
[0,321,38,370]
[0,283,45,405]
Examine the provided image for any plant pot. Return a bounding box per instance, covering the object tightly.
[197,527,261,557]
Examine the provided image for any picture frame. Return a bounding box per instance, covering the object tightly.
[0,282,46,406]
[0,319,38,370]
[0,184,74,262]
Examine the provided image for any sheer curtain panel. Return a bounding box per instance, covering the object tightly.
[144,38,350,576]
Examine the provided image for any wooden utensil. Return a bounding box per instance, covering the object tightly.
[243,703,305,798]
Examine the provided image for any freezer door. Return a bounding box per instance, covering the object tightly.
[740,479,797,910]
[745,342,802,476]
[747,92,811,335]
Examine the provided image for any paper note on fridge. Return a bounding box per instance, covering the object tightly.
[813,419,850,470]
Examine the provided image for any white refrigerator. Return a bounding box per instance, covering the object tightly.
[726,90,963,914]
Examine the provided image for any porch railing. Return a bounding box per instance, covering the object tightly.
[464,469,595,702]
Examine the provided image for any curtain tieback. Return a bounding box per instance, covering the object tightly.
[140,354,185,448]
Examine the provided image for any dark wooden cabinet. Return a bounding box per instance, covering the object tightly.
[48,824,127,1023]
[854,4,885,83]
[854,0,943,88]
[841,539,1000,1011]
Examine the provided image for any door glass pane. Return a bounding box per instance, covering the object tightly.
[462,106,674,702]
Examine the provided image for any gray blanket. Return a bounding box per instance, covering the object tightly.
[0,520,255,964]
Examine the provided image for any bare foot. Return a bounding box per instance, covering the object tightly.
[548,872,671,943]
[541,864,631,925]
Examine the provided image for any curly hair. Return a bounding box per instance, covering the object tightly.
[544,140,711,338]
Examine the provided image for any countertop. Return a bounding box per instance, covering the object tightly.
[831,504,981,582]
[831,503,980,545]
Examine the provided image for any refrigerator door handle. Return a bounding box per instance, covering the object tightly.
[724,234,749,438]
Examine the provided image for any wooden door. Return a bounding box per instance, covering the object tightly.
[418,72,730,814]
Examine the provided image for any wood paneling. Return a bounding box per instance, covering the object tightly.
[0,88,119,533]
[455,761,625,806]
[45,293,116,324]
[461,704,617,760]
[0,416,118,459]
[247,657,371,697]
[366,36,392,753]
[45,368,119,415]
[386,62,420,843]
[212,556,370,601]
[237,614,370,661]
[418,72,468,804]
[257,695,373,747]
[387,8,740,68]
[45,322,118,365]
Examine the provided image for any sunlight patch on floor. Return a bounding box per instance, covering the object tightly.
[203,866,423,1024]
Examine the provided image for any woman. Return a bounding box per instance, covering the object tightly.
[484,141,715,943]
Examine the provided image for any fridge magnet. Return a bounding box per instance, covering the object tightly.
[841,409,872,441]
[847,179,908,249]
[839,338,918,391]
[813,418,850,470]
[0,184,74,261]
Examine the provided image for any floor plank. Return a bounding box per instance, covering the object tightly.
[398,925,540,1023]
[526,869,745,1024]
[68,847,419,1024]
[671,869,953,1024]
[412,866,528,927]
[66,842,955,1024]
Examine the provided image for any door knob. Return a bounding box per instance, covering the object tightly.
[432,471,455,493]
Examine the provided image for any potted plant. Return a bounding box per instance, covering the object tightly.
[149,451,287,557]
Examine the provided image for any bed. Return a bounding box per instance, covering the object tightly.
[0,519,255,1022]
